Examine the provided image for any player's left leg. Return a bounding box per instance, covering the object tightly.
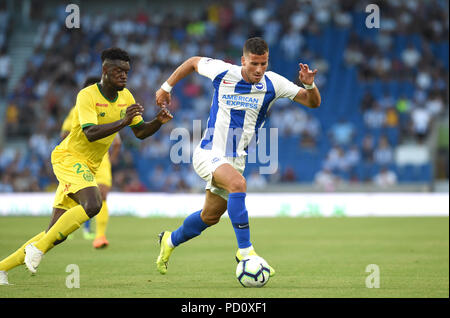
[212,164,275,276]
[92,183,110,249]
[0,208,67,284]
[0,231,45,284]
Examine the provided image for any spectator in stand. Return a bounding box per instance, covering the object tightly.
[0,173,13,193]
[360,91,376,113]
[361,134,375,163]
[247,170,268,191]
[410,104,432,143]
[124,171,148,192]
[364,103,386,130]
[281,166,296,182]
[324,146,350,173]
[401,43,421,70]
[329,118,355,146]
[314,167,339,192]
[345,145,361,171]
[373,136,394,166]
[373,166,398,187]
[385,107,399,129]
[0,48,10,97]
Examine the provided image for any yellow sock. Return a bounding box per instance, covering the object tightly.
[0,231,45,271]
[95,200,109,238]
[34,205,90,253]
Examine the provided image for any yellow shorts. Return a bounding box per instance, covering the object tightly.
[95,153,112,187]
[51,149,98,210]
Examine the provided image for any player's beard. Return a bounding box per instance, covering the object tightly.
[114,82,126,91]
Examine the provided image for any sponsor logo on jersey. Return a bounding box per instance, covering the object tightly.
[117,104,128,107]
[222,80,234,84]
[222,94,259,109]
[96,103,108,107]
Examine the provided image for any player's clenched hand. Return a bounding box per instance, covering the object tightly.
[298,63,318,85]
[156,107,173,124]
[123,103,144,126]
[155,88,171,108]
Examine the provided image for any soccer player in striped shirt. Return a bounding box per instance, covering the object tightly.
[155,37,321,276]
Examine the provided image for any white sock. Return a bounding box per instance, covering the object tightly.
[239,245,254,257]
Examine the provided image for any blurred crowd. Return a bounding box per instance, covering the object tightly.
[0,0,448,193]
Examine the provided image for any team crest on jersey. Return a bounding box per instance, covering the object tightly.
[83,170,94,182]
[254,82,265,90]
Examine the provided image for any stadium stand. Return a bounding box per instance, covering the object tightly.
[0,0,448,193]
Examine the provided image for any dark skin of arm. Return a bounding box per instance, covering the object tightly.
[82,103,144,142]
[82,104,172,141]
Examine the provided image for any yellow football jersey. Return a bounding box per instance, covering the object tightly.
[54,83,143,171]
[61,106,75,133]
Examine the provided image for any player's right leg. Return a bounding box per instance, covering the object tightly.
[156,190,227,274]
[25,187,102,274]
[92,183,110,248]
[92,155,112,248]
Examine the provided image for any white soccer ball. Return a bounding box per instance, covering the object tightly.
[236,255,270,287]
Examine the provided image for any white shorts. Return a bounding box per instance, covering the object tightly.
[193,146,246,201]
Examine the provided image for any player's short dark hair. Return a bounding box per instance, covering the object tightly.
[101,47,130,62]
[82,76,100,88]
[243,37,269,55]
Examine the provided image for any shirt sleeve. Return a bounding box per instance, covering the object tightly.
[197,57,231,81]
[61,107,75,132]
[76,90,98,129]
[268,72,301,101]
[126,89,144,128]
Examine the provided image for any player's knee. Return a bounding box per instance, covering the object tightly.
[201,214,221,226]
[228,176,246,193]
[82,198,102,218]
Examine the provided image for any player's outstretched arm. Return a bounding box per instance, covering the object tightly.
[131,107,173,140]
[155,56,202,108]
[293,63,321,108]
[83,103,144,142]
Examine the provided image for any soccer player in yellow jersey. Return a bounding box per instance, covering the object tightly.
[60,76,120,248]
[0,47,173,284]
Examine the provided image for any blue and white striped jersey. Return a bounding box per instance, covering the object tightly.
[197,57,301,157]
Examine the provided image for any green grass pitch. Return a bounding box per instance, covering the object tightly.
[0,216,448,298]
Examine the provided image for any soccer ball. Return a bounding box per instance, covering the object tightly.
[236,255,271,287]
